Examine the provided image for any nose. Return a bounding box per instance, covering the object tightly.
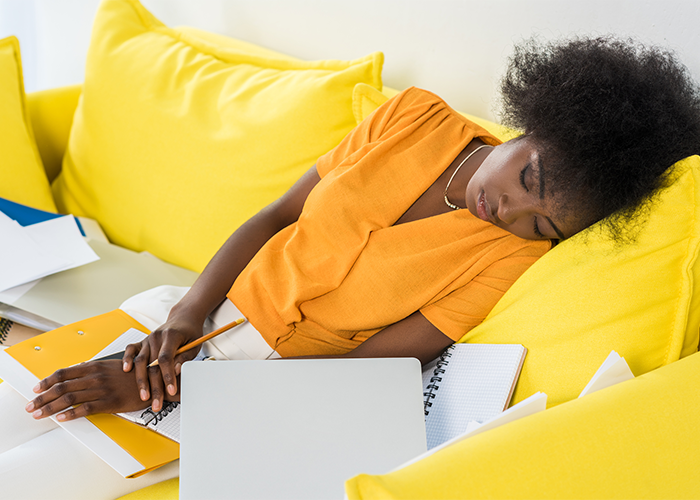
[496,193,529,225]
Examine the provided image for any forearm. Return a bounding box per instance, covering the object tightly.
[170,207,287,324]
[169,165,321,326]
[285,312,455,366]
[125,167,321,409]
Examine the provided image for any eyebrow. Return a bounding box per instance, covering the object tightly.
[535,156,566,240]
[545,216,566,240]
[536,155,545,201]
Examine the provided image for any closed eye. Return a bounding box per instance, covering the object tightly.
[519,163,530,192]
[533,218,545,238]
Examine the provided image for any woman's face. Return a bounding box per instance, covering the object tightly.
[465,136,583,240]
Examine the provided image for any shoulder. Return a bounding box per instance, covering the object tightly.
[364,86,470,142]
[383,86,452,120]
[383,87,502,146]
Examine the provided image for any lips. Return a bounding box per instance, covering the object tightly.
[476,190,491,223]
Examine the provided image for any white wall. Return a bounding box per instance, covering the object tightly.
[2,0,699,120]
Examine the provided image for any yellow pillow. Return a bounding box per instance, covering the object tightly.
[356,90,700,406]
[52,0,383,272]
[115,477,178,500]
[0,36,57,212]
[467,156,700,406]
[353,83,519,140]
[346,351,700,499]
[26,84,82,184]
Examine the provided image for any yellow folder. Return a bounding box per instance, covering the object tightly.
[0,309,179,477]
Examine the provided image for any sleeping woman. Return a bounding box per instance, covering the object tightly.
[2,35,700,498]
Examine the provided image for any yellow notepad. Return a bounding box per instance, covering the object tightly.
[0,309,179,477]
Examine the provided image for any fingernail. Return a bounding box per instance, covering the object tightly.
[140,389,148,401]
[56,413,66,421]
[153,400,161,412]
[168,384,176,396]
[32,383,41,393]
[25,401,34,412]
[175,363,182,375]
[123,362,129,371]
[32,409,42,419]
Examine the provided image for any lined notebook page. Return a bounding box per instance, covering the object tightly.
[422,343,527,449]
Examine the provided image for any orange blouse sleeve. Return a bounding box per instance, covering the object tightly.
[316,87,467,178]
[420,243,550,342]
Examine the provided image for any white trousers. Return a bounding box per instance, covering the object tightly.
[0,286,277,500]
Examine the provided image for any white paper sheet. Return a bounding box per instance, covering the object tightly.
[392,392,548,471]
[0,280,40,303]
[578,350,635,398]
[24,216,100,272]
[90,328,148,360]
[0,213,69,292]
[392,352,636,474]
[0,213,99,293]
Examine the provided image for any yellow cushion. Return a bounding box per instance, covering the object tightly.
[346,351,700,499]
[356,91,700,406]
[174,26,304,61]
[52,0,383,272]
[0,36,57,212]
[467,156,700,406]
[115,478,178,500]
[26,84,82,184]
[354,83,519,140]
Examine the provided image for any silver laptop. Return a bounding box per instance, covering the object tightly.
[179,358,427,500]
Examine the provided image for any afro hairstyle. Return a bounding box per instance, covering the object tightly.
[499,36,700,238]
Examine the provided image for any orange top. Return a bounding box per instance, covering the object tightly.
[229,87,550,357]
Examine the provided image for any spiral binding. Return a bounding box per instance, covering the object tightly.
[0,318,13,345]
[152,401,179,427]
[139,401,180,426]
[423,345,455,416]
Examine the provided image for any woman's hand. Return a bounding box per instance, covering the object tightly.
[122,315,203,411]
[25,360,150,421]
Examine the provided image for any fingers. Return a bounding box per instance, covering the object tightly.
[31,364,89,398]
[27,365,105,421]
[28,386,104,421]
[156,334,183,398]
[127,321,203,401]
[27,371,85,418]
[132,340,153,402]
[148,365,166,412]
[122,341,143,372]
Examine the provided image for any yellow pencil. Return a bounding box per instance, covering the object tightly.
[148,318,246,367]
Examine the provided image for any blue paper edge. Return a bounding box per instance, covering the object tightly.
[0,197,85,236]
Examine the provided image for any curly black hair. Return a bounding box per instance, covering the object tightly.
[499,36,700,238]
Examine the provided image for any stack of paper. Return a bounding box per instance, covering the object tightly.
[0,211,99,293]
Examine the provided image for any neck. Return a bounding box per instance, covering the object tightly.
[446,141,492,207]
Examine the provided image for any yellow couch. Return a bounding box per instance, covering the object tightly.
[24,81,700,500]
[4,0,700,497]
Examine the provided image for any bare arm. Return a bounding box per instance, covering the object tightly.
[165,165,321,327]
[124,166,321,410]
[26,311,455,422]
[27,164,455,421]
[290,311,455,367]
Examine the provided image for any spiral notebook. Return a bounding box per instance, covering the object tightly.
[118,402,181,443]
[0,318,11,345]
[422,343,527,449]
